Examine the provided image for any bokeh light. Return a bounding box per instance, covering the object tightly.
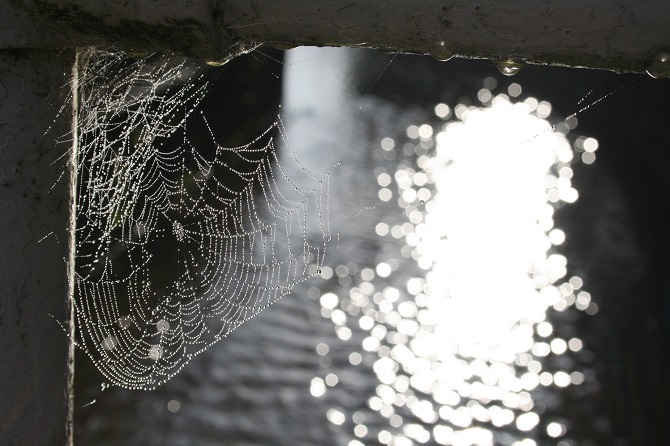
[311,81,598,445]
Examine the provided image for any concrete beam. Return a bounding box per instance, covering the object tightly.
[0,49,76,446]
[1,0,669,74]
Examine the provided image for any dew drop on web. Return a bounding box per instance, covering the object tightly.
[148,345,163,361]
[117,316,132,329]
[156,320,170,333]
[172,220,185,242]
[101,336,117,351]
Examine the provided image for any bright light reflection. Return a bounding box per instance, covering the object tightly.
[314,89,597,445]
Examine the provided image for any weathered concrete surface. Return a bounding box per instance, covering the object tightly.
[1,0,669,73]
[0,49,76,446]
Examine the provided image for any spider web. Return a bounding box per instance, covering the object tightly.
[72,50,330,389]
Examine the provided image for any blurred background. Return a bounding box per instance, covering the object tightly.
[74,47,670,446]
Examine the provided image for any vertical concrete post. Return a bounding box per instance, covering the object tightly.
[0,49,76,446]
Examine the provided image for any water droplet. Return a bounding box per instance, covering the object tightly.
[173,221,185,242]
[102,336,118,350]
[118,316,132,329]
[494,59,526,76]
[646,52,670,78]
[431,41,455,61]
[148,345,163,361]
[156,319,170,333]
